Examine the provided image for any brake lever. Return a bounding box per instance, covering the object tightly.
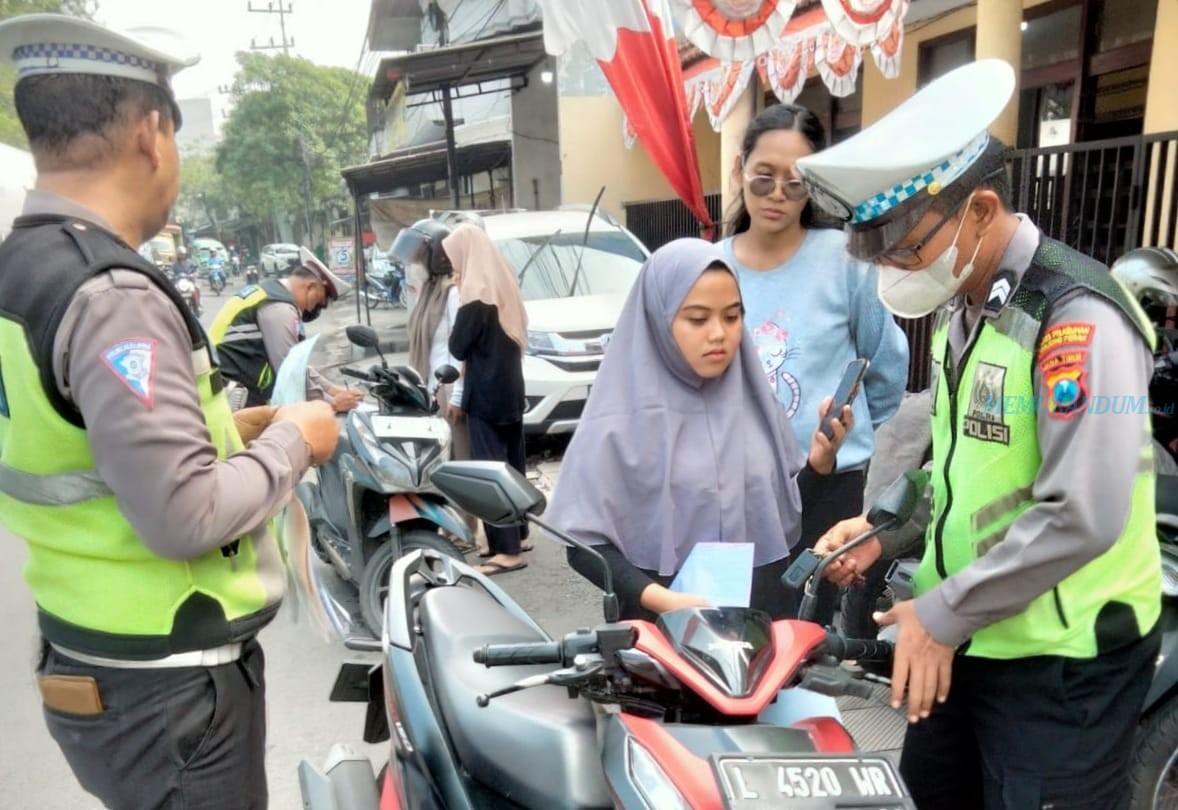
[475,657,605,707]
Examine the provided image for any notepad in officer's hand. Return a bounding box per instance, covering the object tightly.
[669,542,755,608]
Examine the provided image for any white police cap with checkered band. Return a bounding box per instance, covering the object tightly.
[795,59,1016,258]
[0,13,197,87]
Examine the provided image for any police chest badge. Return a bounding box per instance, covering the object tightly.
[102,338,156,409]
[963,362,1010,445]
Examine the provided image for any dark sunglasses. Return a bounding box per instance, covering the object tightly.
[743,172,809,201]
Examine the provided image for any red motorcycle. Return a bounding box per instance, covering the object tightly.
[297,462,919,810]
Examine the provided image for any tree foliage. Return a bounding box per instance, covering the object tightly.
[0,0,95,148]
[215,52,368,238]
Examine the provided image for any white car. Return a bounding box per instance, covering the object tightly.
[480,210,648,435]
[260,243,302,276]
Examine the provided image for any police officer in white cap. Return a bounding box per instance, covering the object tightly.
[209,246,364,411]
[803,60,1160,808]
[0,14,339,808]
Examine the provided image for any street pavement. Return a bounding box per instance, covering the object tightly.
[0,282,902,808]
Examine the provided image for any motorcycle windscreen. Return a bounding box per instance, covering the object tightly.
[271,333,319,406]
[656,607,776,698]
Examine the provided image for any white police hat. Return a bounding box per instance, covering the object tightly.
[298,247,351,302]
[0,14,197,89]
[795,59,1016,260]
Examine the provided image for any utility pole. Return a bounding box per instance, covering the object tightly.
[248,1,313,245]
[428,1,461,209]
[248,1,294,55]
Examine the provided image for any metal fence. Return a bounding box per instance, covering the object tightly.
[623,192,723,250]
[1007,130,1178,266]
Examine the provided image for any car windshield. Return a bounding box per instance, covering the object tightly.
[495,231,645,301]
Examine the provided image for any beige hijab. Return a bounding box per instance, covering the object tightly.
[442,224,528,351]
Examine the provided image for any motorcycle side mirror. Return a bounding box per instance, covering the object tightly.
[434,365,460,385]
[346,325,380,349]
[430,461,544,526]
[430,461,621,622]
[866,469,928,526]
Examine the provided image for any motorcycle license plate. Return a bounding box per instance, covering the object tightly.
[712,754,907,809]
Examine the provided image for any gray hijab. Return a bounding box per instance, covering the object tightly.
[546,238,806,575]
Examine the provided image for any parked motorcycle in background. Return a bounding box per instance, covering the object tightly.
[295,464,922,810]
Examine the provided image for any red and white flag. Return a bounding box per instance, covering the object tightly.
[537,0,714,237]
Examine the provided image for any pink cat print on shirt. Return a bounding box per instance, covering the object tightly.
[752,320,801,417]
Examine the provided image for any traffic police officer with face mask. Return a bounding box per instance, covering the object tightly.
[804,60,1161,809]
[0,14,339,809]
[209,246,364,411]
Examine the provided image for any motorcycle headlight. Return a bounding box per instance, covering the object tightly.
[348,416,417,492]
[626,737,689,810]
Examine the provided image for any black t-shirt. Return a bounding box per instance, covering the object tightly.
[449,299,526,424]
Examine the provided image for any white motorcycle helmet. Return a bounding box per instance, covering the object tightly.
[1111,246,1178,326]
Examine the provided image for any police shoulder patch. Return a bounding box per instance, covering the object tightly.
[102,338,156,409]
[1037,321,1093,420]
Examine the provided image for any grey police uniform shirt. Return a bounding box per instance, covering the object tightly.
[29,191,312,561]
[892,215,1154,648]
[253,298,332,402]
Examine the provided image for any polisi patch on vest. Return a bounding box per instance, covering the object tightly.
[964,361,1010,444]
[102,338,156,408]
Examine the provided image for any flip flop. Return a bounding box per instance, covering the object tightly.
[478,560,528,577]
[450,538,478,553]
[478,543,534,558]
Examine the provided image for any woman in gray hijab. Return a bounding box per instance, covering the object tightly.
[547,238,849,620]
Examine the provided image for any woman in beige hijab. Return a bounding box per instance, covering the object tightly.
[444,223,531,576]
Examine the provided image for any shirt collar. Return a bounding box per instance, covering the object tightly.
[22,189,120,236]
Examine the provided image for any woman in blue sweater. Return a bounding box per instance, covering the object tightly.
[723,103,910,626]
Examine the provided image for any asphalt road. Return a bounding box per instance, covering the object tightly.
[0,284,601,809]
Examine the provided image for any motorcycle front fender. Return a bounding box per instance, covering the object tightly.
[388,494,471,542]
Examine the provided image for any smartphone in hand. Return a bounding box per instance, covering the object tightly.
[821,359,870,440]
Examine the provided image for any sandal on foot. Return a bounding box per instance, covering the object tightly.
[478,560,528,577]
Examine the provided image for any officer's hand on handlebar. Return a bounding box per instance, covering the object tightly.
[814,516,881,588]
[274,401,339,465]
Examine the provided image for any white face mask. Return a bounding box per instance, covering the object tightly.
[877,195,985,319]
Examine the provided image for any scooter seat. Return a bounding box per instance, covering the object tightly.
[419,585,612,810]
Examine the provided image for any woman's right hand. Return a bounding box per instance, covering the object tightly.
[447,405,465,424]
[640,584,712,614]
[814,516,882,587]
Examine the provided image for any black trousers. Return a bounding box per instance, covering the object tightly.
[39,638,268,810]
[791,469,865,625]
[467,414,527,555]
[900,626,1160,810]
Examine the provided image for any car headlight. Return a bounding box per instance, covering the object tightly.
[527,330,556,355]
[626,737,689,810]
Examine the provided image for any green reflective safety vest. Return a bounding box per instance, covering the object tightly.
[915,237,1161,660]
[0,216,283,659]
[209,279,298,407]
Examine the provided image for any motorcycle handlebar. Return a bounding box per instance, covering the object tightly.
[473,641,563,667]
[340,368,371,381]
[823,634,894,662]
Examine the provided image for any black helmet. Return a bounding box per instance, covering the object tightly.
[1112,247,1178,323]
[389,219,453,277]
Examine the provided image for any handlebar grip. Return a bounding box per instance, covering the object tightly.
[473,642,562,667]
[824,634,894,662]
[340,368,369,380]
